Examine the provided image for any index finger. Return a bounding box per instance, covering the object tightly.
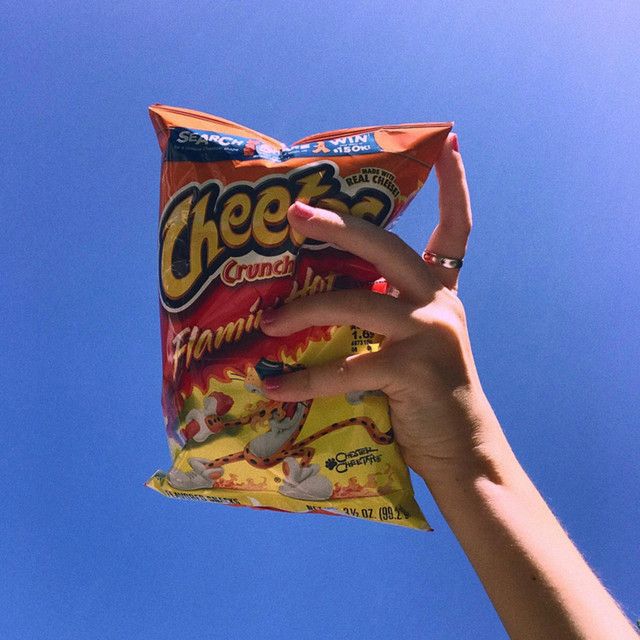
[288,201,438,303]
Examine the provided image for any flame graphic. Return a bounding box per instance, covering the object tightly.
[331,465,396,499]
[213,473,269,491]
[176,324,335,397]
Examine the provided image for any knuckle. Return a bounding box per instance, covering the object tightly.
[445,291,467,323]
[431,314,466,356]
[414,298,467,341]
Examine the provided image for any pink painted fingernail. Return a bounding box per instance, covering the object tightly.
[263,377,282,391]
[450,133,459,152]
[290,201,315,220]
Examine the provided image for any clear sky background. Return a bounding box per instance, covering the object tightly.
[1,2,638,638]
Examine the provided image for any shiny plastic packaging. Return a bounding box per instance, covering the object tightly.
[147,104,451,529]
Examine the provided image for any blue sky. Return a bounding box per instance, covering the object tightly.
[1,2,638,638]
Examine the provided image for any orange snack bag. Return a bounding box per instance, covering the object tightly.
[147,104,451,529]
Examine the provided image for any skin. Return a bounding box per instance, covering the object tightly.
[260,135,637,639]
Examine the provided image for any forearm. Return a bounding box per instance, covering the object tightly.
[259,172,634,636]
[418,399,636,640]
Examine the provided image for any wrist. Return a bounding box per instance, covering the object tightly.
[408,389,520,490]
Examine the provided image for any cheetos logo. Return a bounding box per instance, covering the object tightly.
[158,162,393,312]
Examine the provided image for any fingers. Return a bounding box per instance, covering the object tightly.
[261,350,391,402]
[289,201,438,303]
[261,289,416,340]
[426,133,472,290]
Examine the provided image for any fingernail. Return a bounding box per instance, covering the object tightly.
[263,377,282,392]
[261,307,277,325]
[450,133,459,152]
[290,201,315,220]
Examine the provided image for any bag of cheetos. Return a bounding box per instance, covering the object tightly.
[146,104,451,529]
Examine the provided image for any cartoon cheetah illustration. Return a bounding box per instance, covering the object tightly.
[168,399,393,500]
[167,359,393,500]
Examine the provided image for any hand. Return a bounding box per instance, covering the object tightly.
[263,136,640,639]
[261,135,499,482]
